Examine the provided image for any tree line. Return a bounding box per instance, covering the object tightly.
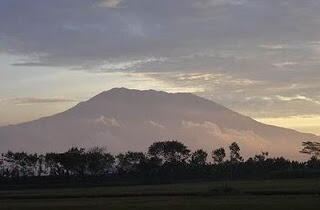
[1,141,320,183]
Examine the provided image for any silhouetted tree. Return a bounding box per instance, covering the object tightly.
[148,141,190,164]
[190,149,208,166]
[116,151,146,173]
[254,152,269,162]
[86,147,115,176]
[306,156,320,169]
[2,151,39,177]
[300,141,320,159]
[45,152,64,176]
[229,142,243,162]
[2,140,320,183]
[212,148,226,164]
[58,147,86,176]
[36,154,45,176]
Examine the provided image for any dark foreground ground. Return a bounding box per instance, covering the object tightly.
[1,179,319,210]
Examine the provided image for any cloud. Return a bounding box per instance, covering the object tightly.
[95,116,121,127]
[178,73,222,81]
[11,62,58,67]
[194,0,248,7]
[259,44,287,50]
[2,0,319,70]
[1,0,320,119]
[272,62,299,68]
[95,0,123,8]
[276,95,320,105]
[226,94,320,118]
[181,120,270,152]
[98,57,166,71]
[147,120,165,129]
[11,97,75,105]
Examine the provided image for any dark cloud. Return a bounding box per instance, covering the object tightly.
[1,0,320,117]
[11,97,75,105]
[11,62,58,67]
[1,0,319,68]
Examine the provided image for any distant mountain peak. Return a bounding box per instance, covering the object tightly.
[89,88,195,104]
[0,87,319,160]
[95,87,162,97]
[101,87,192,96]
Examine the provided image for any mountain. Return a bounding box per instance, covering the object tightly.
[0,88,318,159]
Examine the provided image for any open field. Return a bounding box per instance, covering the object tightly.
[1,179,320,209]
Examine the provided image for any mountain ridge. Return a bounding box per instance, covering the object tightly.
[0,88,318,160]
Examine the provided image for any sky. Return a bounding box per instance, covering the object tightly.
[1,0,320,134]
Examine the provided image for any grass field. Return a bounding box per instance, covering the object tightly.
[1,179,320,209]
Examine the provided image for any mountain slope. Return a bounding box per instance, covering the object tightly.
[0,88,318,159]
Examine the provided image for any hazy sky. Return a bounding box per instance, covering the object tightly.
[1,0,320,134]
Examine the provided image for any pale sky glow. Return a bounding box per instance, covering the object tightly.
[1,0,320,135]
[257,116,320,135]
